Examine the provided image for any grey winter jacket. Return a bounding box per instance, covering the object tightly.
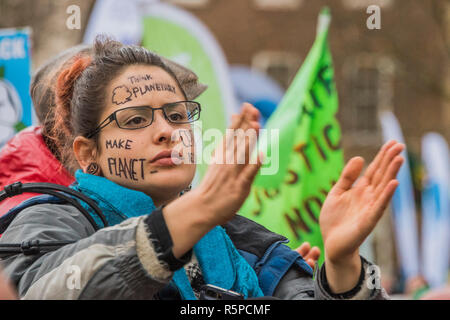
[0,202,389,300]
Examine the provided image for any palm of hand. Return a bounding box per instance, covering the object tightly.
[319,141,404,264]
[197,103,263,225]
[321,176,383,262]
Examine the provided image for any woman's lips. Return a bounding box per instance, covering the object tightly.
[153,157,176,166]
[150,150,183,166]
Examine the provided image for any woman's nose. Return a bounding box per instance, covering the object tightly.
[151,110,174,144]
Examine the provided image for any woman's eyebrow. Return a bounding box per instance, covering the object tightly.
[127,101,183,108]
[126,104,152,108]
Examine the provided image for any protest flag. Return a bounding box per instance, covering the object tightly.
[239,8,344,265]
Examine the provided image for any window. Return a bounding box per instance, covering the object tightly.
[164,0,210,8]
[342,54,395,145]
[251,51,302,89]
[253,0,303,11]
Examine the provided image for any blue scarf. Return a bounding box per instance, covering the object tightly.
[71,170,263,300]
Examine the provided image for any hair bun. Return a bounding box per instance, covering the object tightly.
[54,55,92,136]
[48,55,92,163]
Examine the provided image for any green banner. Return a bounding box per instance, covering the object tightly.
[239,9,343,265]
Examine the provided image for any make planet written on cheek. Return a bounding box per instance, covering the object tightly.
[104,138,148,181]
[107,157,146,181]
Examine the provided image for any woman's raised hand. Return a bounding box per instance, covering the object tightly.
[163,103,263,258]
[195,103,263,226]
[319,140,404,293]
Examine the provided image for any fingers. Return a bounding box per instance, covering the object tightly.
[357,141,404,189]
[210,103,262,188]
[371,142,404,187]
[229,112,244,130]
[230,103,260,169]
[307,246,321,261]
[363,140,396,184]
[241,102,260,123]
[366,155,402,227]
[234,103,260,130]
[212,113,243,162]
[297,243,320,271]
[296,242,311,256]
[332,157,365,195]
[239,151,264,189]
[306,259,315,270]
[303,247,321,267]
[374,155,404,197]
[296,242,321,260]
[216,103,260,165]
[371,179,399,225]
[235,117,260,166]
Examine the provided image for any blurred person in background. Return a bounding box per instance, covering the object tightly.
[0,45,93,215]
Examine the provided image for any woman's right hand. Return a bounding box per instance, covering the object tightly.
[163,103,263,258]
[194,103,263,226]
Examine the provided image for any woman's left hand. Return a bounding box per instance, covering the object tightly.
[319,140,405,293]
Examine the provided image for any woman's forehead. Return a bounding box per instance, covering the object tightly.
[104,64,184,114]
[109,64,178,90]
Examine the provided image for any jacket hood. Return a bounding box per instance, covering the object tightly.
[0,126,74,215]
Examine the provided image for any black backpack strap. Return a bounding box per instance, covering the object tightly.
[0,240,76,257]
[0,182,108,231]
[0,182,110,257]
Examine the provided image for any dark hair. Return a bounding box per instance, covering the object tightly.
[31,44,93,160]
[50,36,184,174]
[30,44,92,124]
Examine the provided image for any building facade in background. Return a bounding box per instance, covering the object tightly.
[0,0,448,159]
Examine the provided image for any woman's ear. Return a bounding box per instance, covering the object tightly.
[73,136,98,173]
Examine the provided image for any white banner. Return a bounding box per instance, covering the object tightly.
[379,111,420,280]
[421,132,450,288]
[84,0,144,45]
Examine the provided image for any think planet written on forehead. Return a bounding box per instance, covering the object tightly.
[111,73,178,106]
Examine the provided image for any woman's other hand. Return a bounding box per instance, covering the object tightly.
[319,140,404,293]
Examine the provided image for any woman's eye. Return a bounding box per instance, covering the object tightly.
[125,117,146,126]
[169,113,184,122]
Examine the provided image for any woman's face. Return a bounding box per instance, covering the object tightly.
[94,64,196,204]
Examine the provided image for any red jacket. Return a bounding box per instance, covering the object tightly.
[0,126,74,216]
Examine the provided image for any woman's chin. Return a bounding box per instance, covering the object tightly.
[142,172,192,196]
[147,163,195,183]
[144,183,189,205]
